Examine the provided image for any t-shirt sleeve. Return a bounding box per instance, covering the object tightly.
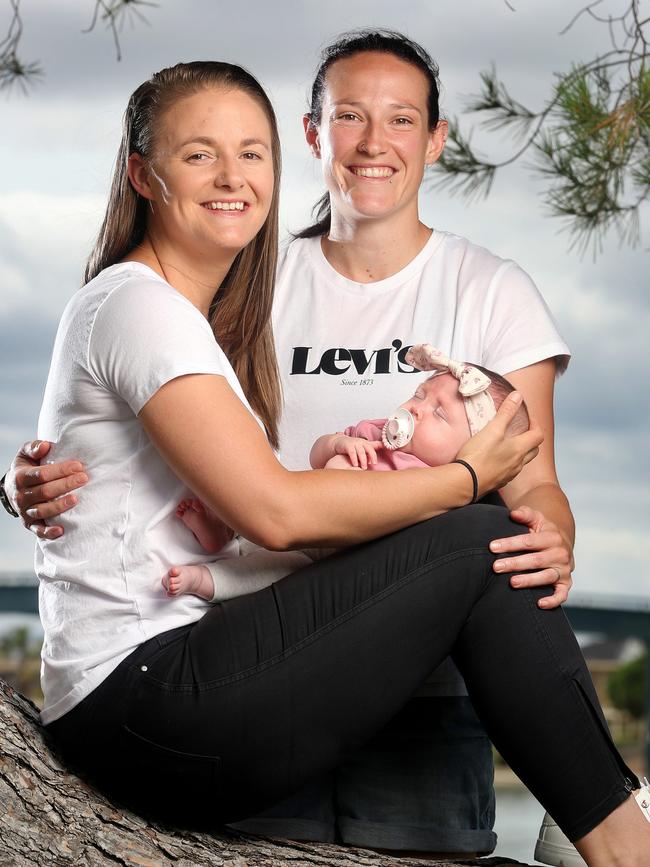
[88,278,228,415]
[481,261,570,377]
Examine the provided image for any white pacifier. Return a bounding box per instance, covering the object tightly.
[381,408,415,451]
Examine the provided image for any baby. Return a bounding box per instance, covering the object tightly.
[164,345,529,602]
[311,345,529,472]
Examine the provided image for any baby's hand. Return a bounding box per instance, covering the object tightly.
[333,435,383,470]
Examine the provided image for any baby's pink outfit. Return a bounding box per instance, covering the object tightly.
[344,420,429,471]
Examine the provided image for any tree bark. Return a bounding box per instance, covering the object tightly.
[0,679,532,867]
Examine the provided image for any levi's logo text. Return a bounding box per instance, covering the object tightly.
[290,340,418,377]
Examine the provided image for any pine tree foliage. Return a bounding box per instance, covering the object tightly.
[83,0,159,62]
[0,0,157,91]
[433,0,649,253]
[0,0,42,94]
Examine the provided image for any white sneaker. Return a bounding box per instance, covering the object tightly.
[534,813,586,866]
[534,778,650,866]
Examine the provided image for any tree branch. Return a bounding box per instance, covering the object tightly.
[0,678,534,867]
[0,0,42,93]
[430,0,649,255]
[1,0,158,90]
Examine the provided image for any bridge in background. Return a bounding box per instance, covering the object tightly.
[1,574,648,769]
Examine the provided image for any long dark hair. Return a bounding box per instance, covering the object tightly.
[85,61,282,447]
[296,30,442,239]
[475,365,530,436]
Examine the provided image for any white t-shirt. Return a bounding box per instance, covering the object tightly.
[273,231,570,696]
[36,263,259,724]
[274,231,570,471]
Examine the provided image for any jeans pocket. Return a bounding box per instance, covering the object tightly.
[118,724,223,824]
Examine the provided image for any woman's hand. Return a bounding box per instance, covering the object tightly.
[6,440,88,539]
[490,505,574,609]
[455,393,544,496]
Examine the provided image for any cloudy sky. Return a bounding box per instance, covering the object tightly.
[1,0,648,601]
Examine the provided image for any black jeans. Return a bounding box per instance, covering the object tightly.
[46,505,637,841]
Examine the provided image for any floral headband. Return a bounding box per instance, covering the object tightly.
[405,344,496,436]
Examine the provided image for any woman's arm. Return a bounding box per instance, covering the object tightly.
[6,377,540,547]
[490,358,575,608]
[139,373,541,550]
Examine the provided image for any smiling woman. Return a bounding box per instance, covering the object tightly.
[304,51,446,242]
[82,62,283,448]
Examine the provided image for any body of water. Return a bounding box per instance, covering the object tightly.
[493,787,546,864]
[0,612,42,641]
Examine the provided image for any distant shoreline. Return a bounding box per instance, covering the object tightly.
[0,572,37,586]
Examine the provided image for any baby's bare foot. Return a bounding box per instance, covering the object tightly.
[162,564,215,601]
[176,498,232,553]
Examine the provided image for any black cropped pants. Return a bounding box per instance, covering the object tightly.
[47,505,637,841]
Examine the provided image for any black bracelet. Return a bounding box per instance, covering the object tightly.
[453,459,479,505]
[0,473,19,518]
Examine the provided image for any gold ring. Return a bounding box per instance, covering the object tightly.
[551,567,561,582]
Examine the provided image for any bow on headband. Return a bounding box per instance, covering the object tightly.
[405,344,496,436]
